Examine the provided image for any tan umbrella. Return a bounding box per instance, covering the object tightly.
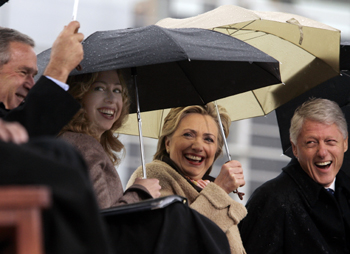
[155,5,340,120]
[119,5,340,138]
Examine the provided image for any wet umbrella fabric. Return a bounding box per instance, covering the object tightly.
[37,25,281,114]
[340,42,350,71]
[156,5,340,121]
[275,70,350,177]
[0,0,9,7]
[37,25,281,181]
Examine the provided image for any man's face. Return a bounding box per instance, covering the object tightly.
[292,119,348,187]
[0,41,37,109]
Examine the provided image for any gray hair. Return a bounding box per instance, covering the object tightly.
[0,27,35,67]
[290,98,348,145]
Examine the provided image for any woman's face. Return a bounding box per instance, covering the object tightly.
[165,113,219,180]
[82,70,123,138]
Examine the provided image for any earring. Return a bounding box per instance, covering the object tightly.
[166,149,169,153]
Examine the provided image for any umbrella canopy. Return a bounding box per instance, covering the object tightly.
[0,0,9,7]
[340,42,350,71]
[275,70,350,177]
[37,25,281,114]
[120,43,349,138]
[37,25,281,183]
[155,4,340,120]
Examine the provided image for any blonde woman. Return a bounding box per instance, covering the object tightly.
[59,69,161,209]
[128,103,247,254]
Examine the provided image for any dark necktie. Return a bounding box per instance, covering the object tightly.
[326,188,335,195]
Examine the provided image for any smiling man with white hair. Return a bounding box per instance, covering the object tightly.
[239,98,350,254]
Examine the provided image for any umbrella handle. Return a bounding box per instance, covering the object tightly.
[132,68,147,179]
[215,102,244,200]
[72,0,79,20]
[214,101,231,161]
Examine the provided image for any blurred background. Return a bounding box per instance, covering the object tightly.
[1,0,349,204]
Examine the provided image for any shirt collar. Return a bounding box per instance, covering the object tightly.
[325,178,336,191]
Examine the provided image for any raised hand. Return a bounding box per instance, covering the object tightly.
[44,21,84,83]
[214,160,245,198]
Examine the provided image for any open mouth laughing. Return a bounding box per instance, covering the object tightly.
[15,93,26,103]
[185,154,204,163]
[98,108,115,119]
[315,161,332,169]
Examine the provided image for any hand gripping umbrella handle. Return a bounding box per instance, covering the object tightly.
[215,102,244,200]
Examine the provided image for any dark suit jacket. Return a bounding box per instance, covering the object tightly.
[0,77,112,253]
[0,76,80,137]
[239,158,350,254]
[0,138,113,254]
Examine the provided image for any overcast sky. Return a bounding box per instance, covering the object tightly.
[0,0,139,53]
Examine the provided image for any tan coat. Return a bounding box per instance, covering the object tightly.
[127,160,247,254]
[61,132,151,209]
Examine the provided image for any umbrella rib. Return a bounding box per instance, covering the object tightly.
[251,90,267,116]
[175,61,207,105]
[155,26,190,59]
[158,110,165,138]
[215,20,257,36]
[342,71,350,78]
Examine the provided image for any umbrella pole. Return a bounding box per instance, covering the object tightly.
[72,0,79,20]
[214,101,244,200]
[215,101,232,162]
[132,68,147,179]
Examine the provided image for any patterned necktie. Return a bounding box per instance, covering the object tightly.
[326,188,335,195]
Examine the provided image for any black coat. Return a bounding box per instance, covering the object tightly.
[0,76,80,137]
[239,158,350,254]
[0,77,111,253]
[0,138,113,254]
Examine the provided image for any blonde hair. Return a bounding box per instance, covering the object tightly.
[154,103,231,174]
[60,69,130,165]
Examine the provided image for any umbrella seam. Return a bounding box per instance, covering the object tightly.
[175,62,206,105]
[216,20,258,36]
[154,26,208,104]
[251,90,267,115]
[155,25,190,59]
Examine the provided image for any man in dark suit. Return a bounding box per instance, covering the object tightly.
[0,21,82,137]
[239,98,350,253]
[0,22,113,253]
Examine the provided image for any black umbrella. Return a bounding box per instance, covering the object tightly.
[340,42,350,71]
[275,70,350,177]
[37,25,281,188]
[37,25,281,113]
[0,0,9,7]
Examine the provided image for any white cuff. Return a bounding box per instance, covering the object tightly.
[45,76,69,91]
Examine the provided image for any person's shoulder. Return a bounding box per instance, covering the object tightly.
[60,131,93,142]
[337,169,350,189]
[247,170,296,206]
[60,132,102,152]
[256,170,291,190]
[145,160,180,178]
[146,159,170,169]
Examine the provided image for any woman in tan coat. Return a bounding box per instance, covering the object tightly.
[128,103,247,254]
[59,69,161,209]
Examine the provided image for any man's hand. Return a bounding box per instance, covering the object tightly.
[0,119,28,144]
[43,21,84,83]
